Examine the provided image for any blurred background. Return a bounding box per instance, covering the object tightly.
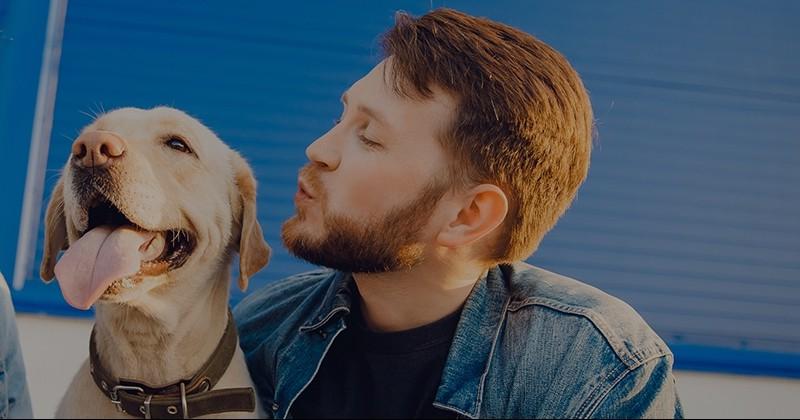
[1,0,799,418]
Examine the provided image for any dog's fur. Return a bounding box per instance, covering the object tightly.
[40,106,270,418]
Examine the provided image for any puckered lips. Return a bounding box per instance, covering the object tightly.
[54,195,195,310]
[294,178,315,206]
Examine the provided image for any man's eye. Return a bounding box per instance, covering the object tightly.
[359,135,381,149]
[165,136,192,154]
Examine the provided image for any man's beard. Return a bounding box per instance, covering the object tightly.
[281,166,448,273]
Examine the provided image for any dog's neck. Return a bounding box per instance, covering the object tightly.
[92,266,232,387]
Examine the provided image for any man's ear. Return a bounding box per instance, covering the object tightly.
[40,179,68,282]
[231,152,271,291]
[436,184,508,249]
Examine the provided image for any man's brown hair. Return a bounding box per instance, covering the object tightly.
[381,8,594,263]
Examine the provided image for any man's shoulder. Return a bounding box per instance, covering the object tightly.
[503,262,672,369]
[234,268,335,318]
[233,269,336,347]
[240,268,335,305]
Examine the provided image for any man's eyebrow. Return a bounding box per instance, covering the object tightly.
[341,91,391,129]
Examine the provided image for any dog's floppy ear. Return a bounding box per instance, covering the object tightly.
[231,152,271,291]
[40,179,68,282]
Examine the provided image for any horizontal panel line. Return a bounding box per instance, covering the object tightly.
[555,267,799,306]
[66,16,370,57]
[536,258,799,288]
[584,73,800,104]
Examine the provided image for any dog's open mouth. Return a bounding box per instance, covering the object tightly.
[55,198,196,310]
[85,199,195,273]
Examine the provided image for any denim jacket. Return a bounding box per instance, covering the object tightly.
[234,262,683,419]
[1,277,33,419]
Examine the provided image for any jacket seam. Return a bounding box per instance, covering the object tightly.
[431,402,475,419]
[282,323,348,419]
[298,307,349,332]
[579,353,674,418]
[251,272,334,409]
[508,297,664,368]
[471,296,511,418]
[575,361,632,418]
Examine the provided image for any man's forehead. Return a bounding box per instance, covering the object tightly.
[345,59,456,129]
[345,60,392,100]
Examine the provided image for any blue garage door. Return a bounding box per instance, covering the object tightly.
[4,0,799,377]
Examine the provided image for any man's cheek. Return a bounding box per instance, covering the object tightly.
[341,181,384,211]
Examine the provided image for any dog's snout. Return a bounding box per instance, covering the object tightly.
[72,131,126,169]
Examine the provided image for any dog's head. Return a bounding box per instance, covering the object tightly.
[40,106,270,309]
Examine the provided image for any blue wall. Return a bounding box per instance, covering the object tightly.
[2,0,799,377]
[0,0,49,296]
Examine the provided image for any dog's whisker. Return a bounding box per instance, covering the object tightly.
[45,171,63,185]
[59,132,75,143]
[78,109,96,120]
[90,102,100,119]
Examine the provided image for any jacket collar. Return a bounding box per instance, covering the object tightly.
[299,270,354,333]
[432,264,512,418]
[298,265,513,418]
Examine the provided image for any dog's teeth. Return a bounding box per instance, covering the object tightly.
[121,277,134,289]
[141,233,166,262]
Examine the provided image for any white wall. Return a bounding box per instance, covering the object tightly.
[15,314,800,419]
[675,371,800,419]
[16,315,92,419]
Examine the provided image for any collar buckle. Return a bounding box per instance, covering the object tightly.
[109,384,145,412]
[180,382,189,419]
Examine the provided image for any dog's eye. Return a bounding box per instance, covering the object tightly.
[165,136,192,154]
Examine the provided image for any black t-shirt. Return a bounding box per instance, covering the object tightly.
[291,290,461,419]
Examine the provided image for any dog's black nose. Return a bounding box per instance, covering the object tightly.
[72,131,126,169]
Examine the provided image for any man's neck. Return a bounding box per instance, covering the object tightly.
[353,258,486,332]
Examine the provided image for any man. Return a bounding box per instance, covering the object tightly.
[235,8,683,419]
[1,273,33,418]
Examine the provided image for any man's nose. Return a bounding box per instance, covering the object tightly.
[71,131,127,169]
[305,129,341,170]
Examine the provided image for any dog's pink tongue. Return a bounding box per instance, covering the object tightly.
[54,226,160,310]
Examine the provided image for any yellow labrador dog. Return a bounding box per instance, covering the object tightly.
[40,106,270,418]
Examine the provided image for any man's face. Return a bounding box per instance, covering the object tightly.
[281,59,456,272]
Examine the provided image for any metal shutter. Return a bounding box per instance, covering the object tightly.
[6,0,799,376]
